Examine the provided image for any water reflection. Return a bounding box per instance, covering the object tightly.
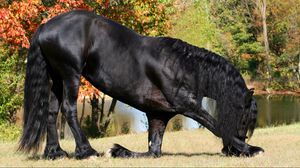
[116,97,218,131]
[75,95,300,136]
[255,95,300,127]
[183,95,300,128]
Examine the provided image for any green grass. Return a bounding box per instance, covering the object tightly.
[0,123,299,167]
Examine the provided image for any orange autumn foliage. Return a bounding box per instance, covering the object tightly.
[0,0,106,99]
[0,0,168,99]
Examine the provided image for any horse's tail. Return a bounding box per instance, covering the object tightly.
[18,24,49,154]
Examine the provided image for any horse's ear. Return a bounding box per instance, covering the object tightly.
[249,88,254,96]
[245,88,254,103]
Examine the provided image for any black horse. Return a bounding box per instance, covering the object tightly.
[18,10,264,159]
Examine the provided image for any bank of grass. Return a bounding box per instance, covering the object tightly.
[0,123,299,167]
[0,122,21,141]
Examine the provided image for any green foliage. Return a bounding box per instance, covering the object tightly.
[270,53,299,90]
[170,0,299,90]
[120,121,130,134]
[265,0,300,90]
[82,115,101,138]
[0,122,21,141]
[0,45,25,123]
[172,116,182,131]
[99,0,170,36]
[166,115,183,131]
[41,0,57,7]
[210,0,264,75]
[168,0,225,55]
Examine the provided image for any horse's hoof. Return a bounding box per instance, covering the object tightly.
[244,146,264,157]
[108,144,134,158]
[43,145,69,160]
[75,145,99,160]
[221,146,240,157]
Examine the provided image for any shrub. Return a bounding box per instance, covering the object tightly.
[0,122,21,141]
[0,45,25,123]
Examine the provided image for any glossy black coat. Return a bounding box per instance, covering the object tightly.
[19,10,263,159]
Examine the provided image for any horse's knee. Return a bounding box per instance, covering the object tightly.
[48,105,59,124]
[63,110,77,123]
[60,107,77,129]
[49,101,59,116]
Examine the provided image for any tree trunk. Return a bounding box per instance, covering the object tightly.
[90,94,99,128]
[259,0,272,87]
[107,98,117,117]
[298,53,300,86]
[99,98,117,137]
[98,95,105,125]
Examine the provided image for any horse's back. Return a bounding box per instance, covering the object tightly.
[38,10,140,78]
[36,10,172,112]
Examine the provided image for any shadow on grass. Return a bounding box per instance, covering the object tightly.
[163,152,224,157]
[26,152,222,160]
[26,152,105,161]
[27,154,42,161]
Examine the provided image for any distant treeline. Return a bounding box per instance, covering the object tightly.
[169,0,300,91]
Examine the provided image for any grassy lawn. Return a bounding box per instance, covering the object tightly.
[0,123,299,167]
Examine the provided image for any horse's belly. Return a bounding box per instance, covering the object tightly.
[141,85,174,112]
[87,72,174,113]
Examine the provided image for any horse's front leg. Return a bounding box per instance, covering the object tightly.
[183,109,220,137]
[182,101,264,157]
[61,76,99,159]
[109,112,174,158]
[222,137,264,157]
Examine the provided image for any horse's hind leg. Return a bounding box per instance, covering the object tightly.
[61,75,99,159]
[109,112,174,158]
[44,78,68,160]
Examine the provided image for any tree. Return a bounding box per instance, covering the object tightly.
[210,0,263,76]
[256,0,272,87]
[209,0,300,90]
[261,0,300,89]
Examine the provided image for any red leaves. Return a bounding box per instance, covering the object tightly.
[0,0,95,49]
[79,77,100,101]
[0,0,101,97]
[43,0,93,23]
[105,0,110,8]
[0,8,30,48]
[0,1,44,49]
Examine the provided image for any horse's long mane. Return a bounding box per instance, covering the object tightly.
[158,37,248,96]
[158,37,256,143]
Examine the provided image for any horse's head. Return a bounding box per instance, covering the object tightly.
[222,88,264,156]
[237,88,258,141]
